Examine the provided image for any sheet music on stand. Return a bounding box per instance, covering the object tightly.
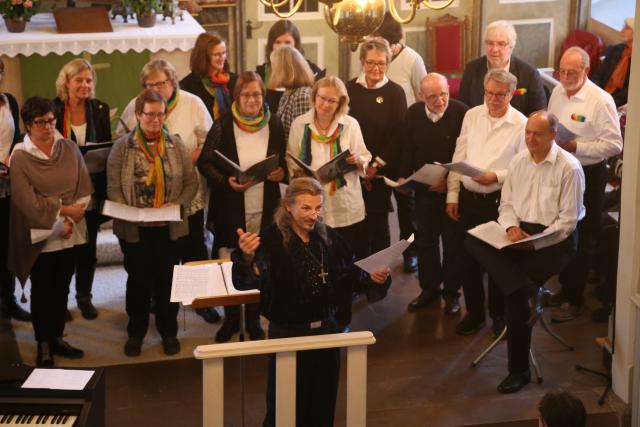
[22,369,94,391]
[355,234,415,274]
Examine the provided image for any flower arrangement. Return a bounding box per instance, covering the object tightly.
[125,0,162,16]
[0,0,39,21]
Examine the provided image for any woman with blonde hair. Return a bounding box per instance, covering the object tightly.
[270,45,314,142]
[53,58,111,320]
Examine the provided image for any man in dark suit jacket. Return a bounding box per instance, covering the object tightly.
[591,16,633,107]
[458,20,547,117]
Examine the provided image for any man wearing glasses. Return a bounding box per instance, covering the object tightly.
[446,69,527,337]
[547,47,623,322]
[458,20,546,117]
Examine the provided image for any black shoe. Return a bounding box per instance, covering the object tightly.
[491,317,506,338]
[65,309,72,322]
[497,370,531,394]
[51,338,84,359]
[196,307,221,324]
[1,300,32,322]
[407,290,440,311]
[247,323,265,341]
[455,314,485,335]
[444,296,461,316]
[162,337,181,355]
[403,256,418,273]
[215,320,240,343]
[36,341,54,367]
[77,297,98,320]
[124,337,143,357]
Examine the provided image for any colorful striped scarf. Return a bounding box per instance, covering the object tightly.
[299,123,345,193]
[201,71,231,120]
[135,122,167,208]
[62,100,96,143]
[166,89,179,115]
[231,102,271,133]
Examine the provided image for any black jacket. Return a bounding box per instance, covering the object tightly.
[2,92,20,149]
[591,43,630,107]
[179,72,238,120]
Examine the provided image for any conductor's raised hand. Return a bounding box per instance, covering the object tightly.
[237,228,260,262]
[229,176,256,192]
[267,167,285,182]
[371,267,391,284]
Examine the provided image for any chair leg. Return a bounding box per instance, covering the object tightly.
[529,347,543,383]
[472,326,507,367]
[539,316,574,350]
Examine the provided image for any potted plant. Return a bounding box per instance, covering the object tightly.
[1,0,39,32]
[126,0,162,27]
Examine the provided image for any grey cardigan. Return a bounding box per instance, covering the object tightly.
[107,130,198,243]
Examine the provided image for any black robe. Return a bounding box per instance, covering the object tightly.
[179,72,238,121]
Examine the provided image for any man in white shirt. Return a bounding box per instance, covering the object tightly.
[446,69,527,337]
[547,47,623,322]
[465,111,585,393]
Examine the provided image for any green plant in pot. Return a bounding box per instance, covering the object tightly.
[1,0,40,32]
[126,0,162,27]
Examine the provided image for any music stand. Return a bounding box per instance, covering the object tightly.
[187,259,260,427]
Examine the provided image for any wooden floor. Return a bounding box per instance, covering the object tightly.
[1,263,626,427]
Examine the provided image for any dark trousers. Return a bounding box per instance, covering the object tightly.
[459,188,504,321]
[180,209,209,263]
[393,189,417,258]
[73,210,104,299]
[120,227,180,339]
[415,190,461,299]
[263,321,341,427]
[0,197,16,309]
[560,161,608,306]
[30,248,76,342]
[361,211,390,257]
[334,220,365,260]
[465,227,576,373]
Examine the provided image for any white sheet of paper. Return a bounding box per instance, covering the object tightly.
[170,264,227,304]
[355,234,415,275]
[30,218,66,244]
[435,161,486,178]
[102,200,181,222]
[220,261,259,296]
[410,163,448,185]
[467,221,556,250]
[22,368,94,390]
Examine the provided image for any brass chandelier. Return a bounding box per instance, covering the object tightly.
[259,0,455,47]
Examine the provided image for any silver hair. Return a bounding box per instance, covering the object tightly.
[484,69,518,94]
[359,37,392,65]
[139,59,179,89]
[563,46,590,69]
[485,20,517,48]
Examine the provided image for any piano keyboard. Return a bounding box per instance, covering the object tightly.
[0,414,77,425]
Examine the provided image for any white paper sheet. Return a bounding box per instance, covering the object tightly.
[22,368,94,391]
[102,200,181,222]
[220,261,259,296]
[467,221,556,250]
[170,264,227,305]
[435,161,487,178]
[355,234,415,275]
[30,218,66,244]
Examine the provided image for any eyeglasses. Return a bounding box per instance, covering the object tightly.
[211,51,227,59]
[364,60,387,69]
[558,68,583,78]
[301,206,322,217]
[484,90,510,100]
[239,92,263,100]
[141,111,166,119]
[484,40,510,49]
[316,94,339,106]
[32,117,57,128]
[425,92,449,102]
[144,79,171,90]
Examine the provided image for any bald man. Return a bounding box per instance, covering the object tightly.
[465,111,585,393]
[548,47,622,322]
[398,73,468,315]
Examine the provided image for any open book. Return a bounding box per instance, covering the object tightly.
[101,200,182,222]
[287,150,357,184]
[435,161,487,178]
[381,163,447,190]
[355,234,415,275]
[170,261,259,305]
[80,142,113,174]
[467,221,556,250]
[214,150,280,184]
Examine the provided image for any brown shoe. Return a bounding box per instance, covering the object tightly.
[551,303,585,323]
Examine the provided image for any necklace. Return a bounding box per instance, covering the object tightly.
[302,242,328,285]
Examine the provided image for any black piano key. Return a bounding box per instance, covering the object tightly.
[26,415,33,423]
[62,415,69,424]
[0,414,6,422]
[40,414,51,424]
[15,414,24,423]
